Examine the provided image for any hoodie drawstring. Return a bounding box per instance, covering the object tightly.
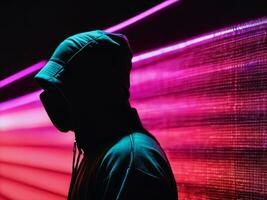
[68,140,83,199]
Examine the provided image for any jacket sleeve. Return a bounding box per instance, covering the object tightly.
[95,167,177,200]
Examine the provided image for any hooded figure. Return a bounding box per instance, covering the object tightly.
[35,30,178,200]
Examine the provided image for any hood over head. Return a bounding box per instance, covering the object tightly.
[35,30,147,151]
[35,30,132,99]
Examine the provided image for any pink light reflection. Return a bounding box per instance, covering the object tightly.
[0,146,73,173]
[0,178,66,200]
[0,127,73,147]
[0,90,42,112]
[1,18,266,112]
[132,18,267,63]
[0,61,46,88]
[0,107,51,131]
[0,162,70,196]
[0,17,267,199]
[105,0,180,32]
[0,1,179,89]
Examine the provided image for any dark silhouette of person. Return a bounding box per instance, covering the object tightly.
[34,30,178,200]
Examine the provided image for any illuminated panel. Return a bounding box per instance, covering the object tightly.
[130,17,267,199]
[0,17,267,199]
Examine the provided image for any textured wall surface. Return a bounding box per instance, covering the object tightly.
[0,17,266,199]
[131,17,267,199]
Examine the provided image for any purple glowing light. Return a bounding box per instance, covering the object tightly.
[1,18,266,112]
[0,90,42,112]
[0,61,46,88]
[105,0,180,32]
[0,106,51,131]
[0,1,179,89]
[0,17,267,199]
[132,18,267,63]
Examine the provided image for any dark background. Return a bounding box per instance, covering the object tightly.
[1,0,266,101]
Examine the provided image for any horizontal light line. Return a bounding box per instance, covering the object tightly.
[0,161,70,176]
[0,174,66,198]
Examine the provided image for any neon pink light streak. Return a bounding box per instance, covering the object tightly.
[0,18,266,112]
[0,127,73,147]
[1,18,266,199]
[0,146,73,174]
[0,163,70,196]
[0,178,66,200]
[105,0,180,32]
[0,61,46,88]
[0,90,42,112]
[0,1,178,88]
[0,107,51,131]
[132,18,267,62]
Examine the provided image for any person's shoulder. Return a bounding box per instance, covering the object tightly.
[130,132,167,160]
[97,132,158,173]
[97,132,171,179]
[106,132,163,160]
[130,132,174,178]
[97,133,134,176]
[131,132,161,151]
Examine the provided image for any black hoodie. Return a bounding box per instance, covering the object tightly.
[34,30,178,200]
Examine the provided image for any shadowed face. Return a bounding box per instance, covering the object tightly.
[40,90,73,132]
